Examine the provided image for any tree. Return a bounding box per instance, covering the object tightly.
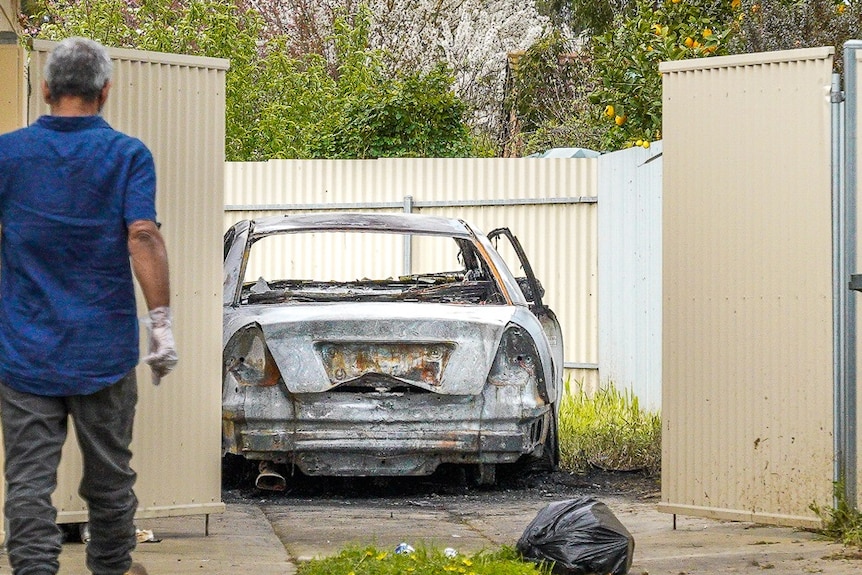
[23,0,476,159]
[589,0,733,150]
[310,8,473,158]
[727,0,862,72]
[584,0,857,151]
[502,31,603,156]
[536,0,635,35]
[247,0,548,143]
[27,0,268,159]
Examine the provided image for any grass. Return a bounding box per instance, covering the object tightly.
[296,545,552,575]
[810,481,862,547]
[557,380,662,476]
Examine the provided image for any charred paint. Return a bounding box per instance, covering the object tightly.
[317,342,454,387]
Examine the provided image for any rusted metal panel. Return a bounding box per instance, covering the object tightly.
[317,342,455,388]
[225,158,599,392]
[660,47,835,527]
[20,40,228,523]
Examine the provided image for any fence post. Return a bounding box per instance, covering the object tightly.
[839,41,861,510]
[403,195,414,275]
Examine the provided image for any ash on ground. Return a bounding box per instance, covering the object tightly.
[222,456,660,506]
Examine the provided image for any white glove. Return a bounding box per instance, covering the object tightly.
[142,306,178,385]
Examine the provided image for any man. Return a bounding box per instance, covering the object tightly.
[0,37,178,575]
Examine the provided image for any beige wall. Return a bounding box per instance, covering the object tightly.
[13,40,230,523]
[224,158,600,391]
[659,47,836,527]
[0,0,18,33]
[1,0,23,134]
[0,42,24,134]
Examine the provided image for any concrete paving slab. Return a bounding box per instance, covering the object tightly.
[267,504,491,561]
[1,505,296,575]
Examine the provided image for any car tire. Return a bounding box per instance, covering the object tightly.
[542,409,561,471]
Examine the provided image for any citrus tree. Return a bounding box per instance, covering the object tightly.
[590,0,735,150]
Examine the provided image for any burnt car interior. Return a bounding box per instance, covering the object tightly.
[241,233,508,305]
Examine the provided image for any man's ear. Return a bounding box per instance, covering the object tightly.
[42,81,52,105]
[98,82,111,109]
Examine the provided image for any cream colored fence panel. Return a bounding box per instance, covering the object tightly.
[660,48,836,527]
[598,143,663,411]
[0,0,17,33]
[23,40,228,522]
[1,0,24,135]
[225,158,599,390]
[0,41,24,135]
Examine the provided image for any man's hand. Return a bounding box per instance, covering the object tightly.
[143,306,178,384]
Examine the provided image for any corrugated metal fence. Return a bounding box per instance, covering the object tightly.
[18,40,228,523]
[660,47,840,527]
[598,143,664,411]
[225,158,603,390]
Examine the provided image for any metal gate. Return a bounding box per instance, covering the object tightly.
[660,45,862,527]
[3,39,229,526]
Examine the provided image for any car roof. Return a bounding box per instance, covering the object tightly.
[248,212,477,238]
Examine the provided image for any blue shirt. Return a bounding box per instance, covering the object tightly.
[0,115,157,396]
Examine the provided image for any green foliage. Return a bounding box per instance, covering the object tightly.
[727,0,862,73]
[536,0,635,35]
[507,32,582,133]
[29,0,268,160]
[589,0,733,150]
[25,0,475,160]
[810,481,862,547]
[466,130,499,158]
[307,10,471,158]
[321,64,472,158]
[240,46,337,160]
[525,0,861,153]
[557,380,662,476]
[505,31,603,155]
[296,545,552,575]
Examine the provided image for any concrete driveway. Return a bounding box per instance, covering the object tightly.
[5,492,860,574]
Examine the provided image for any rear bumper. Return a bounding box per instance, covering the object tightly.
[224,390,550,476]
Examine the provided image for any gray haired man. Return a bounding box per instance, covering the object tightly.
[0,37,177,575]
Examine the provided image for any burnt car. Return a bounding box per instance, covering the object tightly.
[222,212,563,489]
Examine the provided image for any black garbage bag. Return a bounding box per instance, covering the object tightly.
[516,497,635,575]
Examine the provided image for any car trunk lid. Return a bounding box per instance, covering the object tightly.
[245,302,514,395]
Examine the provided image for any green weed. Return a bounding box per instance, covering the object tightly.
[295,545,552,575]
[810,481,862,547]
[557,380,662,476]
